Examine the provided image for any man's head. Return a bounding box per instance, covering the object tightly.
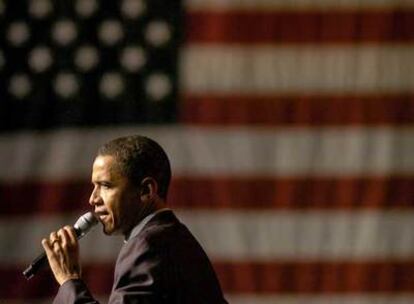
[89,135,171,236]
[97,135,171,199]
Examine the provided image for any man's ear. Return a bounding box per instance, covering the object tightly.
[139,177,158,202]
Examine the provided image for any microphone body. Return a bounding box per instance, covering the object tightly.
[23,212,98,280]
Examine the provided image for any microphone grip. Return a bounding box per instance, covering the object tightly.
[23,252,47,280]
[22,227,82,280]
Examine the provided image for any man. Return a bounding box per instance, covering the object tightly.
[42,135,228,303]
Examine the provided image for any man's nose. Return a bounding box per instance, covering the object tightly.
[89,187,101,206]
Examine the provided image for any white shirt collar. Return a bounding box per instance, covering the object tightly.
[124,208,171,243]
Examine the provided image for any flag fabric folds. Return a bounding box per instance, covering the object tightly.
[1,0,414,303]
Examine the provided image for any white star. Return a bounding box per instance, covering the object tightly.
[53,20,78,46]
[145,21,171,47]
[121,0,146,19]
[29,46,53,73]
[75,46,99,72]
[7,22,30,46]
[54,73,79,98]
[76,0,98,18]
[29,0,52,19]
[120,46,146,72]
[99,20,124,46]
[146,73,172,101]
[100,73,125,99]
[9,74,32,99]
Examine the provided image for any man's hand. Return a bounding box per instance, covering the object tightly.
[42,226,81,285]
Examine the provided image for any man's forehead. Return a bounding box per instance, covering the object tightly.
[93,155,114,169]
[92,155,119,178]
[93,154,113,167]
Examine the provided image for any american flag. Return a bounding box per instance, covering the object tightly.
[1,0,414,303]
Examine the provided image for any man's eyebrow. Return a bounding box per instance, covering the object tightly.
[91,179,109,184]
[96,180,110,184]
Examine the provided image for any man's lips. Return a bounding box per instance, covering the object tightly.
[95,210,109,221]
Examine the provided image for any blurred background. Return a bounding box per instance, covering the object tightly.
[1,0,414,303]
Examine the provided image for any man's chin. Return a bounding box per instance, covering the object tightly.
[102,227,112,235]
[101,223,114,235]
[101,224,121,236]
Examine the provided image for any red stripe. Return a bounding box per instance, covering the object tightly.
[1,176,414,215]
[215,260,414,293]
[171,176,414,210]
[180,94,414,126]
[4,260,414,298]
[0,264,114,299]
[0,180,93,216]
[186,10,414,44]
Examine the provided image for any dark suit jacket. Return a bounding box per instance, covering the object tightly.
[53,210,228,304]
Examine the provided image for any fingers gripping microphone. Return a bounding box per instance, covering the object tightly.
[22,212,98,280]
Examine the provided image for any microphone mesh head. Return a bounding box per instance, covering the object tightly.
[74,212,98,237]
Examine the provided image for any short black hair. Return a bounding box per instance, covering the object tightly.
[97,135,171,199]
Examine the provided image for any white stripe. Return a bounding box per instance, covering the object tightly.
[6,295,414,304]
[4,210,414,264]
[2,126,414,181]
[226,294,414,304]
[182,210,414,260]
[187,0,414,11]
[182,45,414,94]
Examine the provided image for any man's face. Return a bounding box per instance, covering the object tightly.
[89,155,140,235]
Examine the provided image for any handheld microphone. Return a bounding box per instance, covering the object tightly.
[22,212,98,280]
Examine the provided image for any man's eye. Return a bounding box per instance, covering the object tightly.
[101,184,111,189]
